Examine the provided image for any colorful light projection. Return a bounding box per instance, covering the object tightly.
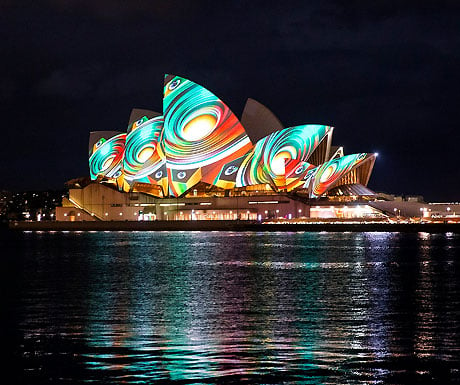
[309,153,369,198]
[235,125,331,189]
[168,168,202,197]
[212,155,249,190]
[123,116,167,192]
[88,75,375,198]
[163,75,253,195]
[284,160,317,191]
[89,132,126,181]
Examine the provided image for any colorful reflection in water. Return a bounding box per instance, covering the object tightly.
[3,231,460,384]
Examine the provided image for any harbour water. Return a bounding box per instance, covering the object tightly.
[2,230,460,384]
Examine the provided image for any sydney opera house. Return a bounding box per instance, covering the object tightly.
[57,74,385,221]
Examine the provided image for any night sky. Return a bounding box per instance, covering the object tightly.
[1,1,459,201]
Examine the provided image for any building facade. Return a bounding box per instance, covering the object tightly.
[58,74,383,221]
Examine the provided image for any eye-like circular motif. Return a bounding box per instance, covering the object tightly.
[295,166,304,175]
[177,171,186,180]
[113,170,122,178]
[155,170,163,179]
[95,139,104,148]
[224,165,238,176]
[168,79,181,91]
[303,169,315,181]
[136,119,144,126]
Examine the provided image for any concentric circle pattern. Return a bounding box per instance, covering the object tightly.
[163,76,251,170]
[87,75,375,198]
[237,125,330,187]
[123,117,165,181]
[310,153,367,197]
[89,133,126,180]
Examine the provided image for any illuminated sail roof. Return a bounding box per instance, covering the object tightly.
[88,75,376,198]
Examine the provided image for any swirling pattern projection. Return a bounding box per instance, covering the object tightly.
[302,166,319,190]
[87,75,376,198]
[310,153,368,198]
[235,147,270,188]
[123,116,165,183]
[163,75,252,185]
[89,133,126,180]
[236,125,331,188]
[284,160,316,191]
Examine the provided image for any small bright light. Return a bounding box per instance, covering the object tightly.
[119,212,123,216]
[105,212,108,216]
[64,213,67,217]
[375,152,379,157]
[77,213,81,216]
[298,209,302,213]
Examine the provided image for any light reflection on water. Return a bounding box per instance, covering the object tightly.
[3,231,460,384]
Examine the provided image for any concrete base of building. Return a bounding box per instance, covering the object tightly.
[55,183,388,222]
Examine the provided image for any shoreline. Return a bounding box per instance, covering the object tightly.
[7,220,460,233]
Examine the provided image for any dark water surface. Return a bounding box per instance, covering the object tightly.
[2,230,460,384]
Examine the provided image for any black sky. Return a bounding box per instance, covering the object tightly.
[1,0,459,201]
